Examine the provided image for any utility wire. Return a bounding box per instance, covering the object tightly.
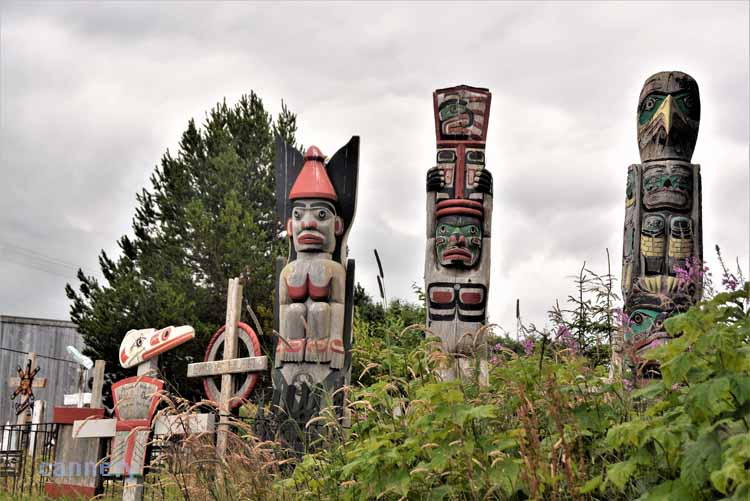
[0,241,102,279]
[0,346,79,365]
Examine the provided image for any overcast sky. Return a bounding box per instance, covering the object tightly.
[1,1,748,337]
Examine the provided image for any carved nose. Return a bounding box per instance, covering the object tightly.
[302,220,318,229]
[450,233,466,246]
[663,179,672,188]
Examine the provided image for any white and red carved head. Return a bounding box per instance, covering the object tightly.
[119,325,195,369]
[286,146,343,254]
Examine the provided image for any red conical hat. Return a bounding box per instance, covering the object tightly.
[289,146,338,201]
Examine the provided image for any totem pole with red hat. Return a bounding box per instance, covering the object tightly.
[272,136,359,420]
[425,85,493,382]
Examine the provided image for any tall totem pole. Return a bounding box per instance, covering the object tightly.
[621,71,702,369]
[273,137,359,420]
[425,85,493,382]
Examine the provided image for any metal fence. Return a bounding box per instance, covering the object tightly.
[0,422,58,497]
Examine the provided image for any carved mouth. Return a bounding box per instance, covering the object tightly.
[443,248,473,261]
[298,232,324,245]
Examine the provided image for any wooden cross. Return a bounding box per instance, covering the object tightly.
[187,277,268,456]
[7,352,47,425]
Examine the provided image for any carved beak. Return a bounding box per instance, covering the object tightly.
[652,95,674,134]
[141,325,195,361]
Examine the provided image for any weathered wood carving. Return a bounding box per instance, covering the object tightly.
[8,356,46,420]
[73,325,194,501]
[621,71,702,368]
[425,85,493,381]
[273,137,359,421]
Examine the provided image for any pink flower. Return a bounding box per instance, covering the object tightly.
[521,337,535,356]
[555,324,579,355]
[673,256,709,288]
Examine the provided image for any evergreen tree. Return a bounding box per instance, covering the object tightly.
[66,92,298,398]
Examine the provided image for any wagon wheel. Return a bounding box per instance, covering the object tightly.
[202,322,262,409]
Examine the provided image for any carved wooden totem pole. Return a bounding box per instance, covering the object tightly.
[621,71,702,369]
[273,137,358,420]
[425,85,493,382]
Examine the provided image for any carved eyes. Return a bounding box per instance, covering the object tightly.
[468,226,479,235]
[439,225,447,234]
[135,337,144,348]
[293,210,301,220]
[316,210,329,221]
[644,96,657,111]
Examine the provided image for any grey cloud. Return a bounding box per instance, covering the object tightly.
[1,1,747,333]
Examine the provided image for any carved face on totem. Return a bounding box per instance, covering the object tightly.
[435,215,482,268]
[642,164,693,210]
[637,71,700,162]
[288,200,343,254]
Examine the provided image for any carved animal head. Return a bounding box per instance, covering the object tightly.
[637,71,700,162]
[119,325,195,369]
[642,163,693,210]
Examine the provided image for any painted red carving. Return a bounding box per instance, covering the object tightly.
[289,146,338,201]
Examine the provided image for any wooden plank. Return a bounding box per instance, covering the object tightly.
[0,316,84,426]
[91,360,105,408]
[72,418,116,438]
[52,407,105,424]
[7,377,47,388]
[153,414,215,436]
[217,277,243,457]
[63,393,92,406]
[187,356,267,378]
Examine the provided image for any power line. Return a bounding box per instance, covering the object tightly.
[0,346,79,366]
[0,241,102,279]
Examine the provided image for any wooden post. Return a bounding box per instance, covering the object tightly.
[27,400,45,456]
[91,360,105,408]
[122,357,159,501]
[216,277,243,457]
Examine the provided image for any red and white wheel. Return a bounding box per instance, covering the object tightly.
[202,322,262,408]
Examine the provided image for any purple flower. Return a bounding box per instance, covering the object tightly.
[521,337,535,356]
[673,256,709,288]
[490,355,498,365]
[722,275,739,292]
[613,308,632,331]
[623,379,633,392]
[555,324,579,355]
[494,342,504,351]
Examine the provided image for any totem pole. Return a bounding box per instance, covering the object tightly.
[272,137,358,421]
[621,71,702,370]
[425,85,493,382]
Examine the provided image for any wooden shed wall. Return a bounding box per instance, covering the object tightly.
[0,316,85,425]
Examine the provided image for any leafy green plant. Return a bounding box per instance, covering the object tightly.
[602,284,750,499]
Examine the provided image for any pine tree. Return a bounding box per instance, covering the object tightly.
[66,92,298,398]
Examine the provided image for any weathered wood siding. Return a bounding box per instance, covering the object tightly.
[0,316,85,425]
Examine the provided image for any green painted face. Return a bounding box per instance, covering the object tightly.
[642,164,692,210]
[625,308,660,342]
[435,216,482,268]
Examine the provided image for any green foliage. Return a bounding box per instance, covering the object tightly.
[603,284,750,499]
[66,92,298,397]
[275,283,750,500]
